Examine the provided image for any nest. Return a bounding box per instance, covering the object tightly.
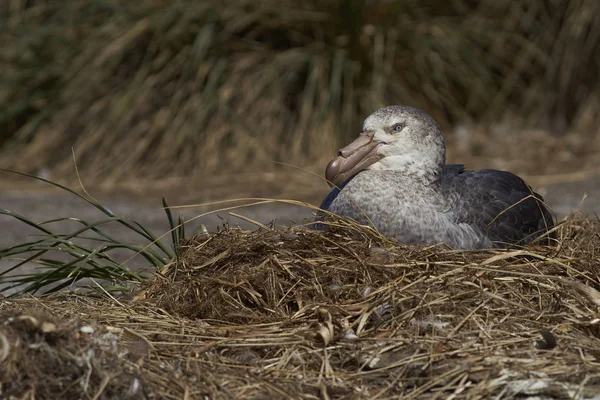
[2,215,600,399]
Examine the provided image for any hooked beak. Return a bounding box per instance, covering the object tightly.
[325,131,383,187]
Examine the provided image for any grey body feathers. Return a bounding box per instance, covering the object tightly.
[319,165,553,249]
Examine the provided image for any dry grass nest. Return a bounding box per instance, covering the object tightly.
[2,214,600,399]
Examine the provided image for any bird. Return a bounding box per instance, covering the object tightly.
[315,105,554,249]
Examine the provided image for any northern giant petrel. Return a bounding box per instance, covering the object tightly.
[316,105,554,249]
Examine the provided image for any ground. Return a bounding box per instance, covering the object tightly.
[1,220,600,399]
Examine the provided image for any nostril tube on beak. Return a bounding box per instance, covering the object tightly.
[324,131,382,187]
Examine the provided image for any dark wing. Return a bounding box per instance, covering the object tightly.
[444,164,466,175]
[317,176,354,211]
[442,165,554,247]
[311,176,355,229]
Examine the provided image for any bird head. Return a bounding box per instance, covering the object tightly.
[325,105,446,187]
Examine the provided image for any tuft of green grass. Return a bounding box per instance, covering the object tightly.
[0,0,598,181]
[0,169,179,296]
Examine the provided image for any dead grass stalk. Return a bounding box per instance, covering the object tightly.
[1,214,600,398]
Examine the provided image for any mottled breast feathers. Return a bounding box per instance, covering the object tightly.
[316,165,554,248]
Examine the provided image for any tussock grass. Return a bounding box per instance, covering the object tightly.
[1,0,599,180]
[2,214,600,398]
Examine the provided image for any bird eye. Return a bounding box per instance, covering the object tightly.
[392,123,404,133]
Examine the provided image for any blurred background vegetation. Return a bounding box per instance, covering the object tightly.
[1,0,599,183]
